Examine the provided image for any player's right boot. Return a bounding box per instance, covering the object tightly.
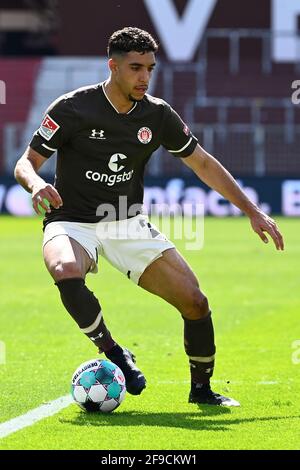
[104,345,146,395]
[188,383,240,407]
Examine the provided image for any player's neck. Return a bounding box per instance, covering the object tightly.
[103,79,135,114]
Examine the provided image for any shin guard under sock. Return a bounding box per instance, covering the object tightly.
[55,278,115,351]
[183,311,216,384]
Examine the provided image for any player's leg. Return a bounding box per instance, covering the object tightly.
[43,231,145,395]
[43,234,116,352]
[139,248,240,406]
[139,248,215,382]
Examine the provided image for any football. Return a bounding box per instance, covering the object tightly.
[71,358,126,413]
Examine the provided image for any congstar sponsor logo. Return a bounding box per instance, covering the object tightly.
[85,153,134,186]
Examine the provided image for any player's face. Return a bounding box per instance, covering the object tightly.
[112,51,156,102]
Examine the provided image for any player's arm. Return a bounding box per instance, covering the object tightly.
[15,96,77,214]
[14,146,62,215]
[182,144,284,251]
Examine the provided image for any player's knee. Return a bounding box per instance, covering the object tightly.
[183,288,210,320]
[49,260,83,281]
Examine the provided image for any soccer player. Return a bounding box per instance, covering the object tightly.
[14,27,284,406]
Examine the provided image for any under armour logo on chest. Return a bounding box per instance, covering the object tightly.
[89,129,106,140]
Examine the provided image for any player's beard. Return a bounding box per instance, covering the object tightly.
[128,94,139,102]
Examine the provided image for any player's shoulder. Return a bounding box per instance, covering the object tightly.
[64,83,102,100]
[47,83,102,113]
[143,93,170,111]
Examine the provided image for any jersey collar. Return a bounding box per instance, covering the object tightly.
[101,82,137,115]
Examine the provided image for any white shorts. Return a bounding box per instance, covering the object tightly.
[43,215,175,284]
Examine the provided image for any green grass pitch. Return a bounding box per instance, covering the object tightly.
[0,215,299,450]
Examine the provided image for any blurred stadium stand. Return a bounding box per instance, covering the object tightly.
[154,28,300,177]
[0,0,58,55]
[0,0,299,180]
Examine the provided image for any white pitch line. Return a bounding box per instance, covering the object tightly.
[257,381,279,385]
[157,380,280,385]
[0,395,72,440]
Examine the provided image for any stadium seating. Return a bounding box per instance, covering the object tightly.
[150,32,300,177]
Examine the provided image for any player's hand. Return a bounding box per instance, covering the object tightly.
[32,183,63,215]
[249,210,284,251]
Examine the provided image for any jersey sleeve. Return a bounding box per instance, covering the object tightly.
[161,104,198,158]
[29,96,78,158]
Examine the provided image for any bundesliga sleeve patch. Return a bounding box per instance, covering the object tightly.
[38,114,60,141]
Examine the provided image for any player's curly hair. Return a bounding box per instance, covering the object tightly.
[108,27,158,57]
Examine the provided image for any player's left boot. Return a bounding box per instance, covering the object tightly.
[104,345,146,396]
[188,383,240,407]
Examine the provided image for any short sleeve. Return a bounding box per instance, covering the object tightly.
[161,104,198,158]
[29,96,78,158]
